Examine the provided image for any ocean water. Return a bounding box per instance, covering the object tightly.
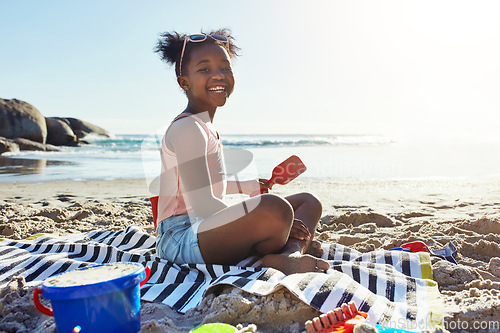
[1,133,499,183]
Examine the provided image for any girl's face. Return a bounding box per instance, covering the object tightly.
[178,43,235,113]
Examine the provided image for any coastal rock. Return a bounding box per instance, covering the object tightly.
[1,97,112,151]
[0,137,20,154]
[0,98,47,143]
[45,117,78,146]
[55,117,112,139]
[12,138,60,152]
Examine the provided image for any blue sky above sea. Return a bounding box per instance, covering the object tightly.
[1,1,500,143]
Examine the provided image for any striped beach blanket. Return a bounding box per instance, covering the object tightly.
[0,226,443,329]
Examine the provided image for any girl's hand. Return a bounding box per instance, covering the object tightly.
[258,179,271,194]
[250,179,271,197]
[289,218,311,241]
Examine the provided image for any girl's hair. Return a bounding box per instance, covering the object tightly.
[154,28,240,76]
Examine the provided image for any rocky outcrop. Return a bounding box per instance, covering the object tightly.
[0,99,47,143]
[58,117,111,139]
[0,98,112,154]
[44,116,112,146]
[45,117,78,146]
[0,137,60,155]
[12,138,60,152]
[0,137,20,154]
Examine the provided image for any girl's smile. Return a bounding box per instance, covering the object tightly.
[178,43,235,116]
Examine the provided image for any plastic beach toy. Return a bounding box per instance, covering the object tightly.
[264,155,307,189]
[190,323,237,333]
[150,195,160,228]
[305,301,368,333]
[389,241,458,264]
[251,155,307,196]
[269,154,306,185]
[305,301,417,333]
[34,263,150,333]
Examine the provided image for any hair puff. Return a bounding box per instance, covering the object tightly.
[154,28,240,76]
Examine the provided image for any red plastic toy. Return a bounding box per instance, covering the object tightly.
[255,155,307,195]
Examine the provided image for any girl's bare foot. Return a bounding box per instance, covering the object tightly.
[261,252,330,275]
[305,240,324,258]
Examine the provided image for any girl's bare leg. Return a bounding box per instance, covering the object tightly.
[261,193,330,274]
[198,194,292,263]
[197,193,329,275]
[284,192,324,254]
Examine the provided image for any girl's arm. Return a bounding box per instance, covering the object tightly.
[226,180,258,195]
[226,179,271,195]
[167,117,227,218]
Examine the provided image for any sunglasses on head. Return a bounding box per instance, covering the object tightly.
[178,34,229,76]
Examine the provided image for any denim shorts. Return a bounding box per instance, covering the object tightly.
[156,214,205,265]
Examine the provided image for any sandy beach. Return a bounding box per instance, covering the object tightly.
[1,177,499,332]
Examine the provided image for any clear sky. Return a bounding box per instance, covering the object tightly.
[1,0,500,142]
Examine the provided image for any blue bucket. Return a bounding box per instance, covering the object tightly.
[34,262,149,333]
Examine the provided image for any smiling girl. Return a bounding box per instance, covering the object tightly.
[153,29,329,275]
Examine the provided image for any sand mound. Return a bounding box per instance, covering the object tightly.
[321,212,400,228]
[185,286,320,333]
[460,239,500,263]
[457,217,500,235]
[441,285,500,330]
[0,200,154,240]
[432,261,480,289]
[0,277,53,333]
